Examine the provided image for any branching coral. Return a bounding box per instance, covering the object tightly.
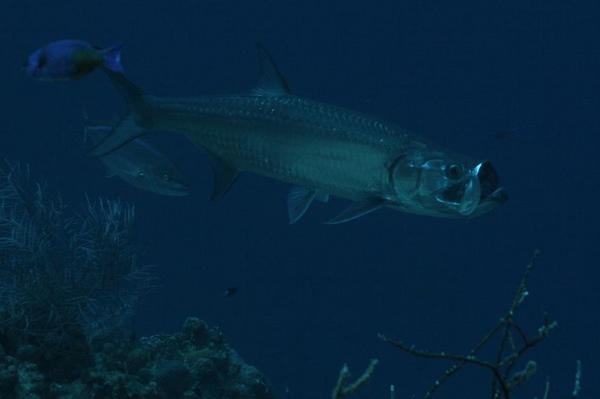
[378,251,578,399]
[0,159,152,373]
[331,359,378,399]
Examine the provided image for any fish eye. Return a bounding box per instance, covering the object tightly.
[446,164,463,180]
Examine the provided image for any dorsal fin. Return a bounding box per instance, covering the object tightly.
[253,44,291,96]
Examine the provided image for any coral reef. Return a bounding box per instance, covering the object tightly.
[0,161,274,398]
[0,317,274,399]
[0,160,151,378]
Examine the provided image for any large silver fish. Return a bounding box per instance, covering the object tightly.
[91,45,507,223]
[85,125,190,196]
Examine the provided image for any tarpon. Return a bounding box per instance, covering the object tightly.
[91,45,507,223]
[85,124,190,196]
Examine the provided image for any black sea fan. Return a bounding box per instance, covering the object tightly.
[0,159,151,373]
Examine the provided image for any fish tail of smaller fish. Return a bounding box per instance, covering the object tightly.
[89,71,145,157]
[82,119,114,149]
[99,44,125,74]
[88,114,143,157]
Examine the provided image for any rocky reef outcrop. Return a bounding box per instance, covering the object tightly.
[0,317,274,399]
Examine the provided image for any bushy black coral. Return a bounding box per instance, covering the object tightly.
[0,160,150,377]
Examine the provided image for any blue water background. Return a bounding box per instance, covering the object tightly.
[1,1,598,397]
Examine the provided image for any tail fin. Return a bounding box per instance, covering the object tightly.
[83,109,115,151]
[104,69,144,112]
[89,71,147,157]
[88,115,143,157]
[84,126,113,154]
[100,44,125,74]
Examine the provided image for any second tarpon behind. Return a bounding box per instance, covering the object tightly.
[85,124,190,196]
[90,45,507,223]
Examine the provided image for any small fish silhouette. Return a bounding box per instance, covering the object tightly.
[223,287,238,297]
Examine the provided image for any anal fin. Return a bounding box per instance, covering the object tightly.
[288,186,317,224]
[326,198,386,224]
[208,153,238,201]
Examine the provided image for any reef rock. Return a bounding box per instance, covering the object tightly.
[0,317,274,399]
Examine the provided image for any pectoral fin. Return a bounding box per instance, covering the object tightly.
[326,199,386,224]
[208,153,238,201]
[287,186,317,224]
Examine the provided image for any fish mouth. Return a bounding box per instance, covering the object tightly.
[472,161,508,216]
[436,160,507,217]
[149,178,190,196]
[166,182,191,196]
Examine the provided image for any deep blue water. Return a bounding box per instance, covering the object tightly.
[3,0,599,397]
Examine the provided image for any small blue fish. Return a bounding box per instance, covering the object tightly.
[25,40,124,81]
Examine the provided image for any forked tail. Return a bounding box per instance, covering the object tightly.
[89,70,146,157]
